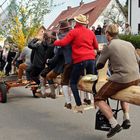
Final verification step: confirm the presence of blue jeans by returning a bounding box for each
[70,60,96,106]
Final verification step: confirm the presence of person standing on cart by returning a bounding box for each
[95,24,140,138]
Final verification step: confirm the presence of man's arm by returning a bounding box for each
[54,31,75,47]
[28,38,40,49]
[96,45,110,69]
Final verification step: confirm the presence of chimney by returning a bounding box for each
[80,0,84,6]
[67,6,71,10]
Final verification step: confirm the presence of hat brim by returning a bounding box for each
[74,17,89,25]
[59,26,71,30]
[47,34,56,39]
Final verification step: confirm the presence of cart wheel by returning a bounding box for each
[0,82,7,103]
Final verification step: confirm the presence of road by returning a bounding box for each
[0,86,140,140]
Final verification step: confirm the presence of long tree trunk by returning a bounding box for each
[78,62,140,106]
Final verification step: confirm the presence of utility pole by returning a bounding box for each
[128,0,131,26]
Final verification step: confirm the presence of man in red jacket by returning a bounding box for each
[54,14,98,113]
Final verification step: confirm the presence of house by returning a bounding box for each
[47,0,126,33]
[128,0,140,34]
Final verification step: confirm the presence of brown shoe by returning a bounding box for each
[17,79,22,83]
[59,91,63,95]
[36,86,41,93]
[107,124,122,138]
[64,103,72,109]
[50,93,56,99]
[83,99,91,105]
[73,105,84,113]
[43,92,51,98]
[35,92,43,98]
[121,119,131,129]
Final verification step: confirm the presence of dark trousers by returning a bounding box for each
[61,64,73,85]
[5,62,12,75]
[70,60,96,106]
[0,59,6,71]
[30,66,44,85]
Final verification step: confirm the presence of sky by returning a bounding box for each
[44,0,127,28]
[0,0,126,27]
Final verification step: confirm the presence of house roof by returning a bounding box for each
[47,0,111,31]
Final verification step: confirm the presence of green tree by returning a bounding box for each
[0,0,53,50]
[122,0,128,19]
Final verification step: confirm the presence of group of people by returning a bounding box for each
[0,44,18,76]
[92,22,132,36]
[30,14,140,138]
[0,13,140,138]
[91,24,106,35]
[23,14,98,109]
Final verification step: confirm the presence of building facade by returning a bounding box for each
[128,0,140,34]
[47,0,126,33]
[93,0,126,33]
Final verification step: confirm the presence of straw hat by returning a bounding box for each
[74,14,89,25]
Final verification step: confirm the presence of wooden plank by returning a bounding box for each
[6,80,28,88]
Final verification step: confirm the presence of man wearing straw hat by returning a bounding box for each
[54,14,98,113]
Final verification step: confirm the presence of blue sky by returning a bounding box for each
[44,0,126,28]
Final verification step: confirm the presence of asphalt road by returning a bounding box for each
[0,86,140,140]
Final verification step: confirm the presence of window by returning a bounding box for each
[138,24,140,33]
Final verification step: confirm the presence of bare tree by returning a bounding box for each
[103,3,126,27]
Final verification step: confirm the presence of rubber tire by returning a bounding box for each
[0,82,7,103]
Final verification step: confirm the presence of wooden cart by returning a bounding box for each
[0,75,38,103]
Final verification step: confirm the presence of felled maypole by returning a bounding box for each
[78,62,140,106]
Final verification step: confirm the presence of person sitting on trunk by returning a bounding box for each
[95,24,140,138]
[54,14,98,113]
[37,31,65,99]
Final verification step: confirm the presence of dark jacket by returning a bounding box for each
[58,32,72,64]
[7,50,16,63]
[0,50,3,61]
[28,38,49,68]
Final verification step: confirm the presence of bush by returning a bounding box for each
[119,34,140,49]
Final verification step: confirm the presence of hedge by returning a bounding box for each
[119,34,140,49]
